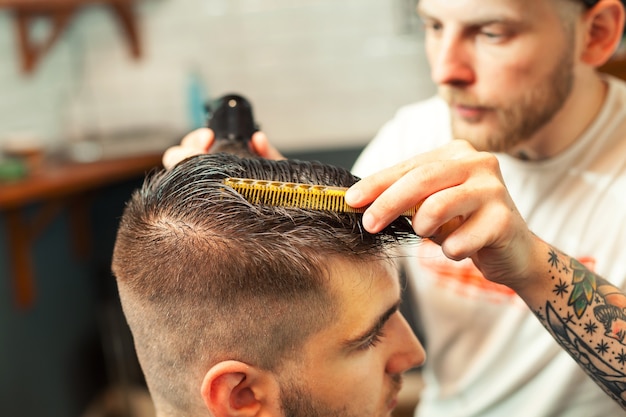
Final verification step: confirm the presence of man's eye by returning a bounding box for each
[481,31,503,40]
[358,329,386,351]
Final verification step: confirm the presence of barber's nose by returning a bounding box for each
[386,313,426,375]
[429,36,474,87]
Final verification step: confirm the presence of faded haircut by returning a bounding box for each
[558,0,589,21]
[111,153,418,416]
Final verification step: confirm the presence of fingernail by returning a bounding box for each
[362,212,377,232]
[344,187,361,205]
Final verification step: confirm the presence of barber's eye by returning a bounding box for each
[420,18,443,34]
[429,22,443,32]
[478,26,511,43]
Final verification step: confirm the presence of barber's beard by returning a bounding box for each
[440,49,575,153]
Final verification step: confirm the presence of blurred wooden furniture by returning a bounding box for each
[0,152,162,309]
[600,56,626,81]
[0,0,140,74]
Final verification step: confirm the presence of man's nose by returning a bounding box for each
[385,313,426,375]
[429,35,475,87]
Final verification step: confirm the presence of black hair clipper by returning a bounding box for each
[205,93,259,157]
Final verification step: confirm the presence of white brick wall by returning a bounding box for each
[0,0,435,153]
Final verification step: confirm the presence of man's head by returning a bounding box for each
[418,0,625,157]
[112,153,425,417]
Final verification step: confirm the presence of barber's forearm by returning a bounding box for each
[515,237,626,408]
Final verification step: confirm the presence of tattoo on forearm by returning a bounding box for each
[534,248,626,408]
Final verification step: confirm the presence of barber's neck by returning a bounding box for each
[509,71,608,161]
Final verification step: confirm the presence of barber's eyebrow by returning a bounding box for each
[343,301,401,349]
[417,6,521,28]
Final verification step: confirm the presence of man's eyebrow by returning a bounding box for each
[343,301,401,348]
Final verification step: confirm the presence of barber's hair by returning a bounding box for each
[112,153,417,416]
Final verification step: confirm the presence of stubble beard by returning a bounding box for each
[441,47,575,154]
[279,373,403,417]
[280,383,350,417]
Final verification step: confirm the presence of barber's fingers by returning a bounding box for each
[346,140,476,208]
[163,129,284,169]
[359,158,474,233]
[251,131,285,160]
[162,146,203,170]
[438,200,515,262]
[419,178,517,262]
[162,129,214,169]
[346,141,481,233]
[181,128,214,149]
[410,152,507,235]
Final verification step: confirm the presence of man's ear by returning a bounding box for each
[580,0,625,67]
[200,360,283,417]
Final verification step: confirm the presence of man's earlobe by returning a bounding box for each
[201,360,282,417]
[581,0,625,67]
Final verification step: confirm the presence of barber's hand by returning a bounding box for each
[162,128,284,169]
[345,140,536,289]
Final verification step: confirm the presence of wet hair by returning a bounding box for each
[112,153,418,416]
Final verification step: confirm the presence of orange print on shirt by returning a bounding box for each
[416,243,516,299]
[414,242,597,301]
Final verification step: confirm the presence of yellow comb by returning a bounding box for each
[224,177,419,217]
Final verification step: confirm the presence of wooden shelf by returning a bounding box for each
[0,0,141,74]
[0,152,161,209]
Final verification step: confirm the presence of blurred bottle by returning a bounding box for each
[187,69,209,130]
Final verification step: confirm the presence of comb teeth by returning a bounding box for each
[224,177,419,217]
[224,177,364,213]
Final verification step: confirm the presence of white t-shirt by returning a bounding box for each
[353,76,626,417]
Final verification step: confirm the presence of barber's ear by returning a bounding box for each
[580,0,625,66]
[201,360,283,417]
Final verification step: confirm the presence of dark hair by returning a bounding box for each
[112,153,418,415]
[581,0,626,10]
[581,0,599,7]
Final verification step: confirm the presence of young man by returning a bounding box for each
[162,0,626,415]
[111,153,425,417]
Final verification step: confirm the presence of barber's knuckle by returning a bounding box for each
[476,151,499,168]
[410,163,438,186]
[451,139,476,153]
[425,194,448,219]
[397,158,419,175]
